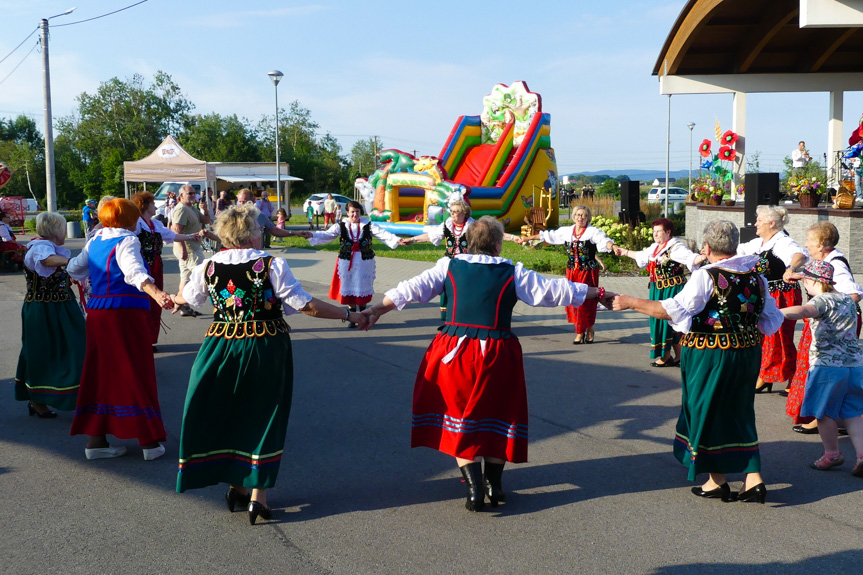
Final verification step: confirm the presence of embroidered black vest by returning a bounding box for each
[337,222,375,261]
[754,247,798,293]
[681,268,764,350]
[443,225,468,258]
[23,266,74,303]
[441,258,518,339]
[204,256,288,339]
[652,251,687,289]
[564,240,599,271]
[138,224,163,271]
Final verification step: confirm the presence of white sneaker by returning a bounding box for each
[142,445,166,461]
[85,446,127,460]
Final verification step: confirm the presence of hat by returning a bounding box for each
[86,198,96,204]
[800,259,835,285]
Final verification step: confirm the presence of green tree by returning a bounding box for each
[597,178,619,195]
[349,137,381,178]
[179,113,261,162]
[0,116,46,201]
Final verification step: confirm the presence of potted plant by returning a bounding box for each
[789,176,823,208]
[723,193,736,206]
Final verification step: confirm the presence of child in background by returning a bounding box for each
[781,259,863,476]
[276,208,287,230]
[335,203,342,222]
[306,203,314,230]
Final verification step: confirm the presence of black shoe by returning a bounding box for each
[226,487,251,512]
[737,483,767,504]
[152,345,159,353]
[792,424,819,435]
[248,501,272,525]
[755,382,773,394]
[483,462,506,507]
[651,358,678,368]
[839,427,849,436]
[459,462,485,512]
[777,388,790,397]
[690,482,732,502]
[28,402,57,419]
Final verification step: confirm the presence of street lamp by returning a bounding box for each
[268,70,285,216]
[687,122,695,198]
[41,7,76,213]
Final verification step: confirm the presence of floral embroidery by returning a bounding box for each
[206,257,277,323]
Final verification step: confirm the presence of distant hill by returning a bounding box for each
[563,169,689,182]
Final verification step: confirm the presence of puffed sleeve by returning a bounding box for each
[269,257,313,314]
[588,226,614,253]
[668,240,700,271]
[736,236,762,257]
[115,235,154,289]
[0,223,13,242]
[631,243,657,269]
[153,218,177,243]
[661,268,714,333]
[514,262,587,307]
[771,234,807,266]
[424,221,447,246]
[756,276,784,336]
[66,239,92,280]
[182,260,211,311]
[370,223,401,249]
[384,257,449,309]
[832,260,863,297]
[25,242,61,278]
[538,225,573,246]
[307,224,341,246]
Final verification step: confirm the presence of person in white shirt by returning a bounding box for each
[791,141,811,172]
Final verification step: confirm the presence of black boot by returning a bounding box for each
[459,462,485,512]
[483,461,506,507]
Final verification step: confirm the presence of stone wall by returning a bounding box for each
[684,202,863,271]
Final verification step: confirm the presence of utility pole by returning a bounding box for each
[40,19,57,212]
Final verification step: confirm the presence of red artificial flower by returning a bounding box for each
[718,146,736,162]
[699,139,712,157]
[721,130,738,146]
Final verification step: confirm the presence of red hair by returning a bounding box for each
[99,198,140,229]
[651,218,674,235]
[131,191,155,213]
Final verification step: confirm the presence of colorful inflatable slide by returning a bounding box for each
[355,81,558,234]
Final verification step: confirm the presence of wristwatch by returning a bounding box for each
[341,307,351,323]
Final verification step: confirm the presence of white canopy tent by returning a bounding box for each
[123,136,215,198]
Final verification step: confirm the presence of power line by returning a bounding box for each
[0,27,38,67]
[53,0,151,27]
[0,41,39,88]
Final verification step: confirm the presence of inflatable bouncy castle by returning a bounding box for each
[356,81,558,234]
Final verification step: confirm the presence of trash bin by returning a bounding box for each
[67,221,82,239]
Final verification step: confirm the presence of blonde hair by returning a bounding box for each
[98,195,117,211]
[449,199,471,218]
[35,211,66,240]
[214,204,262,248]
[755,205,789,231]
[806,221,839,249]
[571,204,592,223]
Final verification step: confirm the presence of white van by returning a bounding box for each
[25,198,40,212]
[153,182,207,217]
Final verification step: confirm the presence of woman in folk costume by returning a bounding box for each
[522,205,614,344]
[785,222,862,434]
[615,218,704,366]
[131,191,201,351]
[611,221,784,504]
[173,205,367,525]
[15,212,84,417]
[365,216,613,512]
[67,199,176,461]
[404,199,520,319]
[306,200,401,327]
[736,205,807,394]
[0,209,26,269]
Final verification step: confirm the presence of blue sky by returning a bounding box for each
[2,0,862,177]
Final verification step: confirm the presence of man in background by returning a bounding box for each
[791,141,811,173]
[171,185,209,317]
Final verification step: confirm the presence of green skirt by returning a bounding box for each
[177,331,293,493]
[648,281,683,359]
[674,345,762,480]
[15,299,85,411]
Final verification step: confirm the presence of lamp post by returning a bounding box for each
[687,122,695,198]
[268,70,285,216]
[41,7,76,213]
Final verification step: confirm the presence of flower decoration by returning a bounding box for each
[738,288,757,313]
[788,176,823,196]
[721,130,738,146]
[718,146,737,162]
[699,139,712,157]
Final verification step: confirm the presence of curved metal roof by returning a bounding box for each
[653,0,863,76]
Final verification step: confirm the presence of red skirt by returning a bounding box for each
[71,307,166,445]
[146,255,164,345]
[565,267,598,333]
[759,288,801,383]
[411,333,528,463]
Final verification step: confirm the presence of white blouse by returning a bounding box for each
[824,249,863,297]
[661,254,785,335]
[308,218,401,250]
[182,249,313,316]
[633,238,700,271]
[67,228,153,290]
[737,232,806,266]
[0,221,14,242]
[385,254,588,311]
[135,217,177,243]
[25,239,71,278]
[424,217,475,246]
[539,225,613,252]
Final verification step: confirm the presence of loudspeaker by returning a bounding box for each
[619,180,640,225]
[743,173,780,229]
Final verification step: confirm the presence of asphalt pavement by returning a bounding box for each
[1,233,862,575]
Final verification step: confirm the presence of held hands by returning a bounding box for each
[156,291,176,311]
[360,307,381,330]
[783,269,802,283]
[292,230,312,239]
[613,245,625,257]
[398,238,413,246]
[608,294,631,312]
[348,311,368,329]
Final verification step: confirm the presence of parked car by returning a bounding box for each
[24,198,40,212]
[302,193,352,217]
[646,187,689,202]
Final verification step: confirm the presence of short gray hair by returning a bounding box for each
[702,220,739,256]
[466,216,504,256]
[571,204,592,223]
[214,204,263,248]
[35,211,67,241]
[755,205,789,231]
